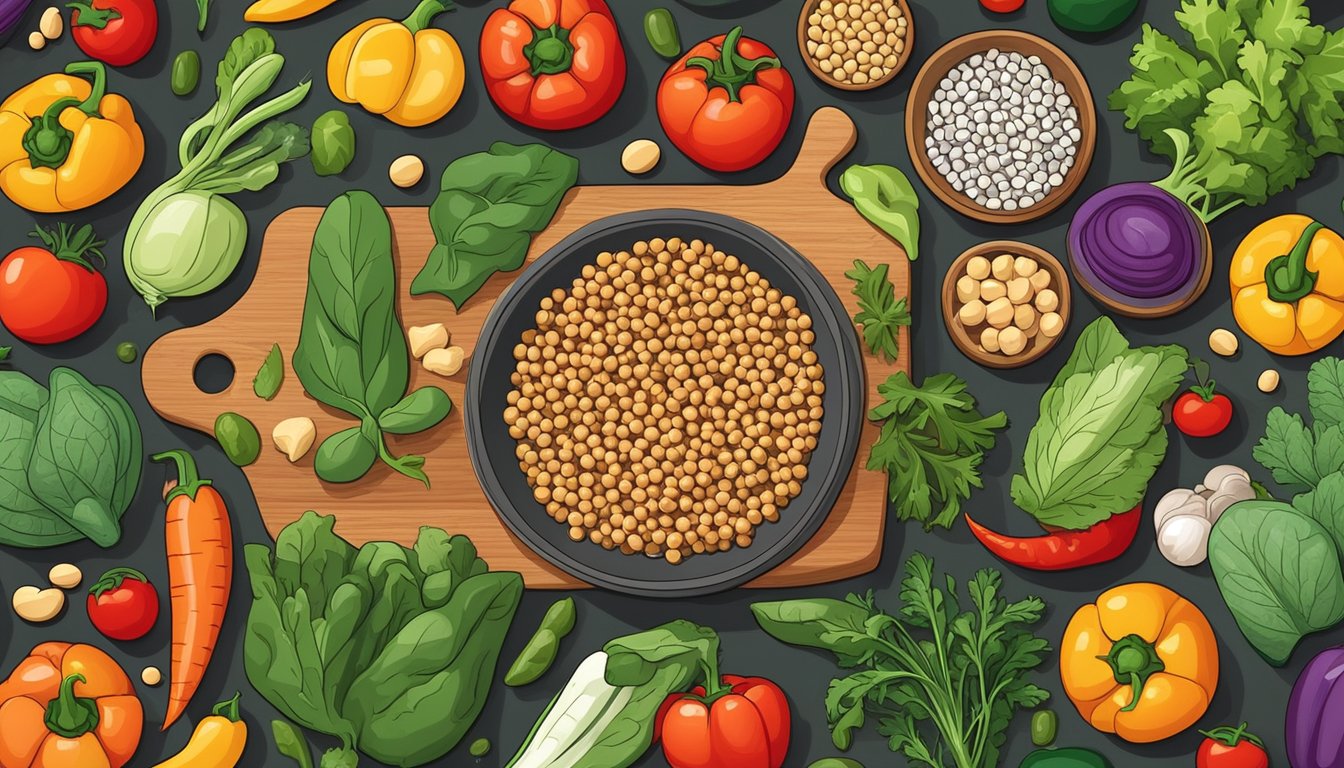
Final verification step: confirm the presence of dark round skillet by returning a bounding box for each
[465,209,864,597]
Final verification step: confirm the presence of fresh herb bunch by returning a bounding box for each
[867,372,1006,530]
[846,259,910,362]
[752,554,1051,768]
[1109,0,1344,222]
[1254,356,1344,493]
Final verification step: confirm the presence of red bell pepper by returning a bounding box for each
[965,503,1142,571]
[656,674,790,768]
[657,26,794,172]
[480,0,627,130]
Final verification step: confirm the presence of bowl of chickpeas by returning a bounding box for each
[465,210,865,597]
[942,240,1072,368]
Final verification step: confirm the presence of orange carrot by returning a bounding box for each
[153,449,233,731]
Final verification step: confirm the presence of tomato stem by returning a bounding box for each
[1265,221,1323,304]
[44,674,101,739]
[1200,722,1265,748]
[67,2,122,29]
[1189,380,1218,402]
[90,567,150,598]
[684,26,780,103]
[30,223,106,272]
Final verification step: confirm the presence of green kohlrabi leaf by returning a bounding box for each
[1309,356,1344,428]
[411,143,578,308]
[1291,471,1344,554]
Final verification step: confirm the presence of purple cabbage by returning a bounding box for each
[1288,646,1344,767]
[0,0,35,44]
[1068,182,1207,311]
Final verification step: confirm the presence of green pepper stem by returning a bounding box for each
[525,24,575,76]
[1265,221,1324,304]
[44,675,101,739]
[1097,634,1165,713]
[212,692,243,722]
[20,61,109,170]
[152,449,213,502]
[402,0,453,34]
[67,2,122,29]
[90,567,149,598]
[685,26,780,103]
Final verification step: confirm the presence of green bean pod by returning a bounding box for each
[504,597,576,686]
[644,8,681,58]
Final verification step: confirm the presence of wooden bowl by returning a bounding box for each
[942,241,1072,369]
[798,0,914,91]
[905,30,1096,224]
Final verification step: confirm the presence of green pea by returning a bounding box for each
[115,342,138,364]
[172,51,201,96]
[1031,709,1059,747]
[214,412,261,467]
[313,427,377,483]
[469,738,491,757]
[644,8,681,59]
[807,759,865,768]
[505,597,576,686]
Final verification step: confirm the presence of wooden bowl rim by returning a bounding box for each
[1069,215,1213,318]
[797,0,915,91]
[904,29,1096,224]
[941,240,1073,369]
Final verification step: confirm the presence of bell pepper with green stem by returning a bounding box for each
[0,61,144,213]
[1231,215,1344,356]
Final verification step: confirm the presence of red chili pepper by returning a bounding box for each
[965,503,1141,570]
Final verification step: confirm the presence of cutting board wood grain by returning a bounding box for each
[142,107,909,589]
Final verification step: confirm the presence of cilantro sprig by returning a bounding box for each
[846,259,910,363]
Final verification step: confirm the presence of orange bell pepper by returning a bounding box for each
[1060,583,1218,743]
[1230,215,1344,356]
[0,61,145,213]
[0,642,143,768]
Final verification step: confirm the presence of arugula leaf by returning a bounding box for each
[866,372,1006,530]
[412,143,578,308]
[845,260,909,362]
[753,555,1050,768]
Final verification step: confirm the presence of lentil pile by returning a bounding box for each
[505,237,825,564]
[804,0,909,87]
[925,48,1081,212]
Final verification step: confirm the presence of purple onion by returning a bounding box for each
[0,0,36,44]
[1287,646,1344,767]
[1068,183,1206,309]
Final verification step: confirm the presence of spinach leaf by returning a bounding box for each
[0,372,75,547]
[1208,499,1344,666]
[253,343,285,400]
[1292,471,1344,554]
[411,143,578,308]
[294,191,441,485]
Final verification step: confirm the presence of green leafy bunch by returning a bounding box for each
[752,554,1051,768]
[1109,0,1344,222]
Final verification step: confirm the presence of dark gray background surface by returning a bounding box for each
[0,0,1339,765]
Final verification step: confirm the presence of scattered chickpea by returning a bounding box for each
[141,667,162,687]
[39,7,62,40]
[389,154,424,188]
[28,31,45,50]
[1208,328,1239,357]
[1258,369,1280,393]
[506,238,823,564]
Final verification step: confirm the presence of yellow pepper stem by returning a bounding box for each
[21,61,108,170]
[212,692,243,723]
[1097,634,1164,713]
[1265,221,1324,304]
[401,0,452,33]
[44,674,101,739]
[526,24,574,76]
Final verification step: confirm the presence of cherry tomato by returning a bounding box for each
[1174,383,1234,438]
[69,0,159,67]
[1197,723,1269,768]
[981,0,1026,12]
[87,567,160,641]
[0,225,108,345]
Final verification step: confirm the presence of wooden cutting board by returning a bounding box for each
[142,107,909,589]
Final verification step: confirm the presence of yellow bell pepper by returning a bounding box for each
[0,61,145,213]
[1231,214,1344,356]
[245,0,343,22]
[327,0,465,128]
[151,693,248,768]
[1060,583,1218,744]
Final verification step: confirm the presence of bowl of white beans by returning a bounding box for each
[905,30,1096,224]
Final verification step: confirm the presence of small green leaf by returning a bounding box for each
[0,346,10,362]
[271,720,315,768]
[253,344,285,400]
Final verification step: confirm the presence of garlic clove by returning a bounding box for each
[424,346,466,377]
[273,417,317,462]
[1203,464,1250,490]
[1157,515,1213,567]
[408,323,450,359]
[1153,488,1204,529]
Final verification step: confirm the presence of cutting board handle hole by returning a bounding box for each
[193,353,235,395]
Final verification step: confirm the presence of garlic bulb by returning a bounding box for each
[1155,466,1256,567]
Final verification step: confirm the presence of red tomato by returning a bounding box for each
[1197,724,1269,768]
[1174,383,1234,438]
[69,0,159,67]
[657,675,790,768]
[0,225,108,345]
[981,0,1026,12]
[658,27,795,172]
[480,0,627,130]
[87,567,160,642]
